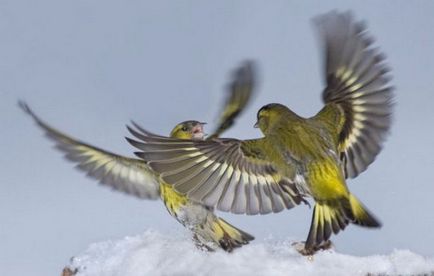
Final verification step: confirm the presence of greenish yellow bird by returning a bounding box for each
[20,61,256,252]
[127,12,394,255]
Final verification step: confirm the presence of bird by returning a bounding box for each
[20,61,256,252]
[126,11,394,255]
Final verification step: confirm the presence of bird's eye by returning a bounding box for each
[181,126,188,131]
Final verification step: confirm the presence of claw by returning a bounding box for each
[292,240,334,256]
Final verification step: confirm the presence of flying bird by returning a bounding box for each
[127,12,394,255]
[20,60,256,252]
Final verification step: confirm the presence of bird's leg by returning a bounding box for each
[292,240,334,256]
[192,233,215,252]
[300,197,311,208]
[317,240,334,251]
[292,241,315,256]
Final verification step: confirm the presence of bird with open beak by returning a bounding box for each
[21,61,257,252]
[127,11,394,255]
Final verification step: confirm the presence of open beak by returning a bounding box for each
[192,123,206,139]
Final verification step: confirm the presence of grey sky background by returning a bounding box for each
[1,1,434,275]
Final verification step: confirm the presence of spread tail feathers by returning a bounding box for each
[305,195,381,252]
[349,194,382,228]
[194,216,254,252]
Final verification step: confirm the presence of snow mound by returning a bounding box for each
[67,230,434,276]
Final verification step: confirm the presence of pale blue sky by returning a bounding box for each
[2,1,434,275]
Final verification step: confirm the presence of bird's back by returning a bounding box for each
[267,112,348,200]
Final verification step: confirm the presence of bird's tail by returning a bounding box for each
[194,215,254,252]
[305,195,381,252]
[349,194,382,228]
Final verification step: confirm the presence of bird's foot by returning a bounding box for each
[292,240,334,257]
[192,234,216,252]
[300,197,311,208]
[61,266,78,276]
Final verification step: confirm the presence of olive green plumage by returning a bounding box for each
[21,61,256,252]
[256,103,382,252]
[129,11,393,254]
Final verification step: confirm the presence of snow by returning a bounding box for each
[66,230,434,276]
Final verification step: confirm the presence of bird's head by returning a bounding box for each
[170,120,206,140]
[254,103,291,134]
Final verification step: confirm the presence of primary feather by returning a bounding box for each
[19,101,160,199]
[20,60,257,252]
[129,11,393,254]
[313,11,394,178]
[130,133,306,215]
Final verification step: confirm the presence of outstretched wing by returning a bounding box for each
[20,101,160,199]
[207,61,256,139]
[126,126,305,215]
[313,11,394,178]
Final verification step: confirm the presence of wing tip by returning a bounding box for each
[18,100,39,123]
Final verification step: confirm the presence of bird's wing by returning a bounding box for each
[20,101,160,199]
[313,11,394,178]
[207,61,256,139]
[126,126,305,215]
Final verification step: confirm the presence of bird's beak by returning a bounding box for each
[192,123,206,140]
[253,121,259,128]
[200,122,208,138]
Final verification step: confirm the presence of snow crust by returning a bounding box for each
[68,230,434,276]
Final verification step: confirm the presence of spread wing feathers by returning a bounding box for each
[126,126,305,215]
[207,61,256,139]
[314,11,394,178]
[19,101,160,199]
